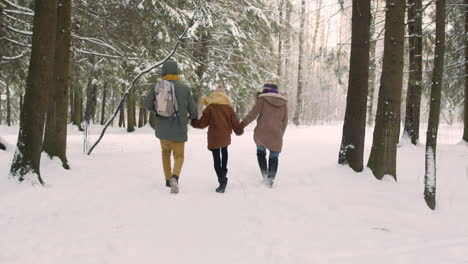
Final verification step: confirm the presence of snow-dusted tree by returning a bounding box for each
[293,0,306,126]
[338,0,371,172]
[367,0,406,180]
[43,0,72,169]
[403,0,423,144]
[464,0,468,143]
[424,0,446,210]
[10,0,58,183]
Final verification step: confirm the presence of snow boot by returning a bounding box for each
[257,149,268,180]
[165,179,170,188]
[216,170,228,193]
[170,175,179,194]
[266,157,278,188]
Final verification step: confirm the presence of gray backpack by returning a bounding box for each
[153,80,179,117]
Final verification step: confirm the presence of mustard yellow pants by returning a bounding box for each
[160,140,185,180]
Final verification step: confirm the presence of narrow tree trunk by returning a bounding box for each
[424,0,446,210]
[277,0,285,79]
[43,0,72,169]
[138,106,146,128]
[69,87,74,123]
[127,90,136,132]
[119,85,126,128]
[367,0,406,180]
[6,82,11,126]
[72,91,84,131]
[19,93,23,117]
[84,79,98,124]
[10,0,58,183]
[283,1,293,91]
[338,0,371,172]
[403,0,423,144]
[367,0,379,126]
[193,32,210,102]
[100,81,107,125]
[144,108,148,125]
[293,0,306,125]
[463,0,468,143]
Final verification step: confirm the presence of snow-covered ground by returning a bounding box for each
[1,124,468,264]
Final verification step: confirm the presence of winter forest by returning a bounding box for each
[1,0,468,263]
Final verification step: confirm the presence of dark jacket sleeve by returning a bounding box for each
[191,106,211,129]
[187,89,198,120]
[230,109,244,135]
[143,88,156,113]
[241,98,264,127]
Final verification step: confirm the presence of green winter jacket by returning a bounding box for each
[144,60,198,142]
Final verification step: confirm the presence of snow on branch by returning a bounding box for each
[1,51,28,61]
[4,37,31,47]
[3,24,32,35]
[3,8,33,16]
[72,34,127,59]
[87,7,201,155]
[3,0,33,13]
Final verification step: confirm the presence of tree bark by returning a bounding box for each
[293,0,306,125]
[193,31,210,103]
[6,82,11,126]
[138,106,146,128]
[43,0,72,169]
[119,85,126,128]
[100,81,107,125]
[72,91,84,131]
[424,0,446,210]
[10,0,58,183]
[338,0,371,172]
[277,0,285,79]
[127,89,136,132]
[403,0,423,144]
[367,0,379,126]
[84,78,98,124]
[367,0,406,180]
[149,112,156,129]
[464,0,468,143]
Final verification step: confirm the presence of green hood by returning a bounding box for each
[161,60,179,76]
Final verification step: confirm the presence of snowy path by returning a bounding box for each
[1,125,468,264]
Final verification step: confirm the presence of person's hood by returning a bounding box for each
[161,60,179,77]
[259,93,288,107]
[209,92,231,105]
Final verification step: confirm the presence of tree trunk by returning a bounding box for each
[277,0,285,79]
[19,93,23,117]
[127,89,136,132]
[367,0,406,180]
[6,82,11,126]
[119,85,126,128]
[100,81,107,125]
[283,1,293,92]
[43,0,72,169]
[193,31,210,102]
[10,0,58,183]
[293,0,306,125]
[144,108,148,125]
[367,0,379,126]
[84,78,98,124]
[72,91,84,131]
[424,0,446,210]
[403,0,423,144]
[338,0,371,172]
[464,0,468,143]
[138,106,146,128]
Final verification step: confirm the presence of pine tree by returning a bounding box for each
[338,0,371,172]
[10,0,58,183]
[367,0,406,180]
[43,0,72,169]
[403,0,423,144]
[293,0,306,125]
[424,0,446,210]
[464,0,468,143]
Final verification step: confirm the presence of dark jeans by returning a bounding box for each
[210,147,228,180]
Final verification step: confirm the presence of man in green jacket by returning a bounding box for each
[144,60,198,194]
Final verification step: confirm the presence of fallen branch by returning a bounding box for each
[87,7,200,155]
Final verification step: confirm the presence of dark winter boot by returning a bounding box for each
[165,179,170,188]
[266,157,278,188]
[257,149,268,180]
[170,175,179,194]
[216,170,228,193]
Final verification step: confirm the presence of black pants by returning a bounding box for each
[210,147,228,181]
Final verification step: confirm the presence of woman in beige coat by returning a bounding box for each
[241,81,288,187]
